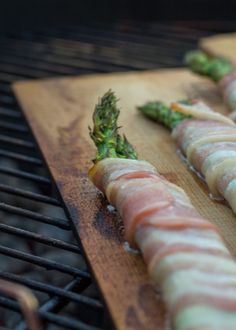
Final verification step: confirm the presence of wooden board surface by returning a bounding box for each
[200,32,236,64]
[13,69,236,330]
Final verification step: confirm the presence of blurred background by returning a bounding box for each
[1,0,236,34]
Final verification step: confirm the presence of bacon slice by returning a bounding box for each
[191,142,236,172]
[171,100,234,126]
[171,101,236,212]
[218,72,236,119]
[89,157,236,329]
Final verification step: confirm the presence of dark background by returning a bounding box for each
[1,0,236,34]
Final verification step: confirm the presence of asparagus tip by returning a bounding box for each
[138,100,191,129]
[90,90,137,162]
[185,49,233,82]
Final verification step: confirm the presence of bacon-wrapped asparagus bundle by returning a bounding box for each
[89,91,236,329]
[185,50,236,120]
[138,99,236,214]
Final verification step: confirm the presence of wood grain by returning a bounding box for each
[13,69,236,330]
[200,32,236,65]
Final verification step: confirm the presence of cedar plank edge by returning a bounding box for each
[12,68,236,330]
[199,33,236,66]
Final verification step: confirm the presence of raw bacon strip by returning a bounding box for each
[89,158,157,193]
[218,72,236,119]
[185,50,236,121]
[173,120,230,151]
[89,157,236,330]
[171,100,234,126]
[191,142,236,172]
[205,158,236,197]
[171,101,236,211]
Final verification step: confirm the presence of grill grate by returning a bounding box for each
[0,21,234,329]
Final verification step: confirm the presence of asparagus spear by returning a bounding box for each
[89,90,137,162]
[138,100,191,130]
[185,50,233,82]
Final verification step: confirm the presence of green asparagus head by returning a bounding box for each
[89,90,137,163]
[138,101,190,130]
[185,50,233,82]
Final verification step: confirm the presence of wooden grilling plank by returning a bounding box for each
[13,69,236,329]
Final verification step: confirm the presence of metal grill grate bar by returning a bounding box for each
[0,272,102,309]
[0,86,12,94]
[0,150,42,165]
[0,296,102,330]
[0,203,70,229]
[0,120,28,133]
[0,54,88,76]
[0,183,59,204]
[0,167,51,185]
[40,278,90,311]
[11,28,197,61]
[0,107,22,118]
[0,134,35,148]
[0,223,79,252]
[16,278,92,330]
[0,41,134,72]
[0,245,90,278]
[0,95,16,105]
[0,72,30,83]
[0,183,62,207]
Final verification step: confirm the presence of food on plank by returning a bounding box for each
[138,98,236,213]
[89,91,236,329]
[185,50,236,120]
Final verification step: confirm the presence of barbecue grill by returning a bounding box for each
[0,22,233,329]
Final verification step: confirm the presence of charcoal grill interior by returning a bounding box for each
[0,22,235,329]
